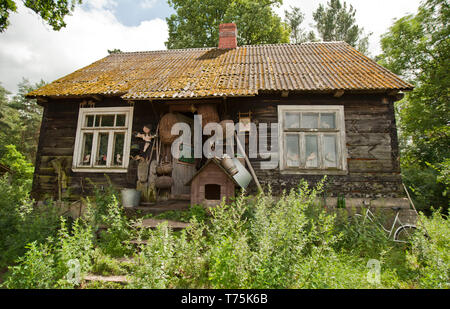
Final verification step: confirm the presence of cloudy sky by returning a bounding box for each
[0,0,421,94]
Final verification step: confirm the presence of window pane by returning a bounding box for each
[320,113,336,129]
[101,115,115,127]
[94,116,101,127]
[80,133,93,166]
[85,115,94,127]
[305,135,318,168]
[112,133,125,166]
[116,114,126,127]
[96,133,109,166]
[285,112,300,129]
[285,134,300,167]
[301,113,319,129]
[323,135,338,168]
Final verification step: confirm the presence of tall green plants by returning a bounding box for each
[2,217,95,289]
[406,210,449,288]
[0,146,60,268]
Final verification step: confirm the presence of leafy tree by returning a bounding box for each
[0,80,45,163]
[284,6,307,44]
[311,0,371,53]
[107,48,122,54]
[378,0,449,210]
[165,0,290,49]
[9,79,45,162]
[0,83,21,155]
[0,144,34,189]
[0,82,12,131]
[0,0,82,33]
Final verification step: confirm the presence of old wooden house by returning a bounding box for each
[27,23,414,210]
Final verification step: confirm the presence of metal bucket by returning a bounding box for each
[121,189,141,208]
[221,156,238,176]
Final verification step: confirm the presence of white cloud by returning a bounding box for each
[0,2,168,93]
[87,0,118,10]
[277,0,421,55]
[140,0,158,9]
[0,0,423,93]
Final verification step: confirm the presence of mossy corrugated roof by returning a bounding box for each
[27,42,413,100]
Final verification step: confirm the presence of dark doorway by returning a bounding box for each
[205,184,221,200]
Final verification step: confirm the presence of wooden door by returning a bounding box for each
[170,112,196,200]
[171,159,196,199]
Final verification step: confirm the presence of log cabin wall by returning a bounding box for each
[31,98,166,201]
[224,93,403,198]
[31,92,403,201]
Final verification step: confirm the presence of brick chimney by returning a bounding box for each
[218,23,237,49]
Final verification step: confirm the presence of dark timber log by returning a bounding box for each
[31,93,404,201]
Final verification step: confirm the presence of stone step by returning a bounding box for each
[124,199,190,217]
[84,274,129,284]
[134,218,190,230]
[115,257,136,264]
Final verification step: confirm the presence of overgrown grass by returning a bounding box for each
[144,204,208,223]
[1,178,448,289]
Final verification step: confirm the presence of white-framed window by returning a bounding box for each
[278,105,347,174]
[72,106,133,173]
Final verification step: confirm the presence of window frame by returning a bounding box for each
[72,106,134,173]
[278,105,348,175]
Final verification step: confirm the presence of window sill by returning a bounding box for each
[72,167,128,173]
[279,169,348,176]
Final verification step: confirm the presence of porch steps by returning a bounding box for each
[84,274,129,284]
[134,218,190,230]
[124,199,190,218]
[115,257,136,264]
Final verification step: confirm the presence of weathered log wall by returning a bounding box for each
[31,93,404,201]
[225,93,403,198]
[31,98,165,201]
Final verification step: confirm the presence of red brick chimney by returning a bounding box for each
[218,23,237,49]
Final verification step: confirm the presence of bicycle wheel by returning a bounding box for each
[394,225,417,243]
[348,213,364,220]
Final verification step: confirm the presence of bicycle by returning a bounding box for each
[352,206,418,243]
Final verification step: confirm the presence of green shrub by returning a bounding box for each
[2,242,56,289]
[54,218,95,286]
[2,217,95,289]
[95,195,134,257]
[128,179,417,289]
[85,177,120,226]
[153,204,209,223]
[402,165,449,212]
[129,222,176,289]
[170,218,209,288]
[3,173,448,289]
[83,182,135,257]
[0,144,34,190]
[91,249,126,276]
[406,210,449,288]
[334,208,392,258]
[0,177,60,268]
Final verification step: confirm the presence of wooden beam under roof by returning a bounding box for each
[334,90,345,98]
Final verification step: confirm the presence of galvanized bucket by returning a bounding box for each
[221,156,238,176]
[121,189,141,208]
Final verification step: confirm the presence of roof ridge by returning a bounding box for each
[114,47,214,55]
[113,41,350,55]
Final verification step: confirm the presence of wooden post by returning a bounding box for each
[403,183,429,236]
[234,132,262,192]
